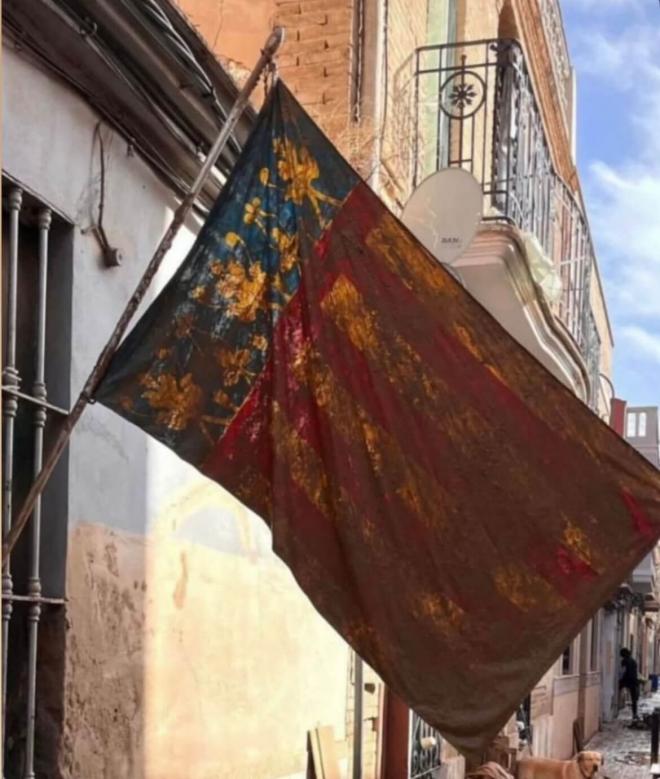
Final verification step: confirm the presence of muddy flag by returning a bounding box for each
[95,81,660,758]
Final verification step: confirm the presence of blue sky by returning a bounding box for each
[561,0,660,407]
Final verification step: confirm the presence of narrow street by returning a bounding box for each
[587,693,660,779]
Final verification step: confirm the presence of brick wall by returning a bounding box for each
[178,0,434,203]
[273,0,357,152]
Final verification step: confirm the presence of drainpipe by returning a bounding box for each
[352,2,384,770]
[352,4,385,774]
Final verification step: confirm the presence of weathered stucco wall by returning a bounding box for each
[551,682,580,760]
[4,44,353,779]
[173,0,274,69]
[64,513,350,779]
[584,681,601,742]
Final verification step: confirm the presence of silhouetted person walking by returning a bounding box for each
[620,648,640,721]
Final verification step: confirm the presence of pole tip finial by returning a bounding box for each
[265,26,285,57]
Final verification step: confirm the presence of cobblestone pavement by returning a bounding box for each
[586,693,660,779]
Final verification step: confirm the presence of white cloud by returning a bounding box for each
[562,0,645,12]
[568,5,660,402]
[570,13,660,318]
[571,22,660,89]
[588,158,660,318]
[620,326,660,365]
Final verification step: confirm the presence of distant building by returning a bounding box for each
[600,403,660,724]
[625,406,660,690]
[626,407,660,468]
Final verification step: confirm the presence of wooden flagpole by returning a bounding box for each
[2,27,285,566]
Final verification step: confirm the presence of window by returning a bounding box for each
[627,411,648,438]
[590,615,600,671]
[561,644,573,675]
[639,413,647,437]
[2,180,71,774]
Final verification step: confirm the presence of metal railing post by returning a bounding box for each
[23,207,52,779]
[2,187,22,773]
[352,652,363,779]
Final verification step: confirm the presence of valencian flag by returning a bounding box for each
[96,82,660,757]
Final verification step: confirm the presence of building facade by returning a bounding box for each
[2,3,351,777]
[1,0,631,777]
[597,403,660,725]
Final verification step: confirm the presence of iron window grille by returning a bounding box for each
[2,179,70,778]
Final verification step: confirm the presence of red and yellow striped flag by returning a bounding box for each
[96,81,660,757]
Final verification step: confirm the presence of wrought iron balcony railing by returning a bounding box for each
[404,39,599,400]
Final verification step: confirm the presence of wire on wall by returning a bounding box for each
[381,0,390,136]
[89,122,122,267]
[352,0,365,123]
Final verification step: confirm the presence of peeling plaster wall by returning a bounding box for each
[63,519,349,779]
[4,44,352,779]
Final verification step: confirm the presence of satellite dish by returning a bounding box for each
[401,168,483,264]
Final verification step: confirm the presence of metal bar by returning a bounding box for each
[3,27,285,566]
[415,37,502,55]
[23,207,51,779]
[2,594,66,606]
[2,186,22,760]
[481,41,489,189]
[352,652,363,779]
[457,55,465,168]
[504,53,513,221]
[413,48,420,187]
[435,52,443,174]
[1,387,69,417]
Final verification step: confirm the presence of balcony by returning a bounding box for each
[395,39,601,406]
[631,552,657,596]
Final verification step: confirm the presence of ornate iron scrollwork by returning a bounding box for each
[409,39,598,398]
